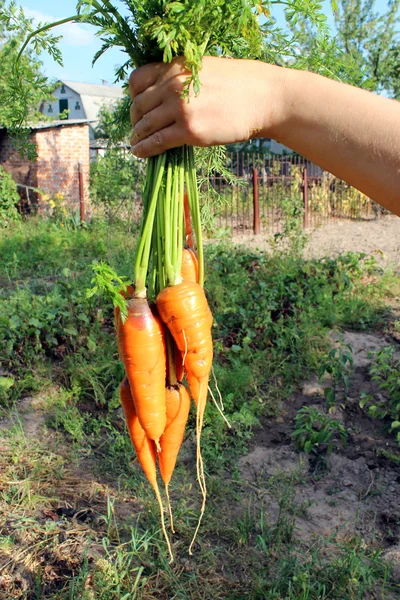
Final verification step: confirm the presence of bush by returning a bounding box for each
[90,147,145,220]
[0,166,21,227]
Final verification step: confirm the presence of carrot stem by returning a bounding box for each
[135,153,166,295]
[176,162,185,279]
[187,147,204,287]
[164,161,174,285]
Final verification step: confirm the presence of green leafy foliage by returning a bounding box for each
[0,220,134,407]
[293,406,348,454]
[0,165,21,227]
[290,0,400,98]
[319,343,354,409]
[90,148,146,219]
[0,1,60,156]
[87,261,131,320]
[360,346,400,442]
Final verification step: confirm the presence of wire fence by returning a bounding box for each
[211,152,380,236]
[16,151,384,234]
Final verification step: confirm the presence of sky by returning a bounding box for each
[21,0,391,87]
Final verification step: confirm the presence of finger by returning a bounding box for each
[131,104,176,145]
[130,85,163,125]
[129,63,164,99]
[131,124,186,159]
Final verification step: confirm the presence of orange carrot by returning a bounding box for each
[156,281,213,387]
[114,284,135,358]
[119,378,173,562]
[181,247,199,283]
[119,377,157,486]
[159,384,191,531]
[156,280,213,551]
[118,296,167,449]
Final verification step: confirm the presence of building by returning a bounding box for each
[40,81,124,139]
[0,120,90,211]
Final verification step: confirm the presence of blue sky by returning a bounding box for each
[21,0,390,86]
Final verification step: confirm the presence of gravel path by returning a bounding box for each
[232,215,400,266]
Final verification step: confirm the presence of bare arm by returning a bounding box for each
[129,57,400,216]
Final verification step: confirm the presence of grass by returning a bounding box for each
[0,217,399,598]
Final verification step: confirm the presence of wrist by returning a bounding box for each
[257,62,294,142]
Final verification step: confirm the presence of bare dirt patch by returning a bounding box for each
[239,328,400,563]
[231,215,400,265]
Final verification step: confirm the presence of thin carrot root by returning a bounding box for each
[189,380,207,555]
[208,386,232,428]
[153,482,174,563]
[165,483,175,533]
[212,366,225,412]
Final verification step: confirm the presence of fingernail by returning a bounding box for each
[131,144,140,157]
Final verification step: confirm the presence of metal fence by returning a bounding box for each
[17,151,382,233]
[210,152,379,236]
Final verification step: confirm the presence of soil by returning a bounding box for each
[239,328,400,580]
[232,215,400,266]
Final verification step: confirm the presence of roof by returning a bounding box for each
[0,119,93,132]
[57,81,125,124]
[62,81,124,99]
[30,119,93,130]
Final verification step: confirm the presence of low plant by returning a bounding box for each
[319,343,354,409]
[0,165,21,227]
[293,406,348,454]
[360,346,400,442]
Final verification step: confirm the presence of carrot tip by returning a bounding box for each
[155,440,162,453]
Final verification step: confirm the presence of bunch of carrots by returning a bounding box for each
[16,0,266,561]
[114,147,220,561]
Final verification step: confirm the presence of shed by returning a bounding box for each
[0,120,91,212]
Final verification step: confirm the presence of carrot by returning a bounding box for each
[156,280,213,552]
[118,296,167,450]
[119,378,173,562]
[156,281,213,385]
[181,247,199,283]
[159,384,191,531]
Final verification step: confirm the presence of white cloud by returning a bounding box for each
[23,7,95,47]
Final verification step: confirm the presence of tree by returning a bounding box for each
[94,101,131,143]
[0,1,60,156]
[291,0,400,98]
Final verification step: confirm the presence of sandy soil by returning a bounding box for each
[231,215,400,266]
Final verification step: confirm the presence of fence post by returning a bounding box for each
[78,162,85,223]
[303,166,308,229]
[253,167,260,235]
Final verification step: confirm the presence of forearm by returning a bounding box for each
[129,57,400,215]
[267,67,400,214]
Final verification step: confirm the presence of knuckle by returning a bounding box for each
[181,110,201,143]
[138,114,150,136]
[152,131,164,148]
[132,94,143,121]
[129,70,139,98]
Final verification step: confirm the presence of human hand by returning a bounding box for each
[129,56,283,158]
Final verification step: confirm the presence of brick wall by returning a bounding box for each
[0,122,90,210]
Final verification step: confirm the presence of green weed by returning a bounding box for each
[293,406,348,454]
[360,345,400,442]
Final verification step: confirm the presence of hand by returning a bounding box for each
[129,56,282,158]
